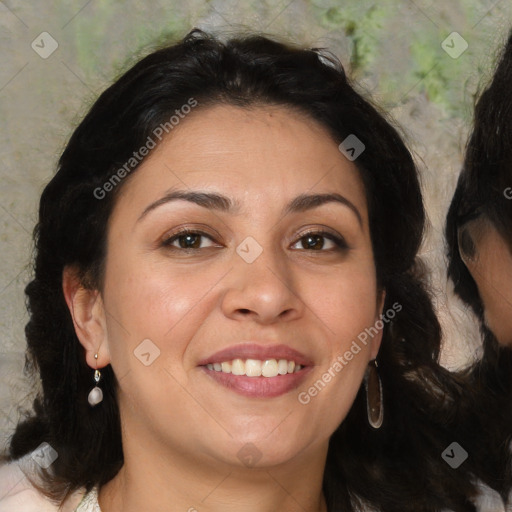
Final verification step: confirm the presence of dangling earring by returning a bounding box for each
[87,353,103,407]
[364,359,383,429]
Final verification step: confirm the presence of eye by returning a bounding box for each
[161,229,219,250]
[458,226,477,261]
[160,228,348,253]
[291,230,348,252]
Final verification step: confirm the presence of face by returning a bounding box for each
[73,104,384,471]
[458,214,512,346]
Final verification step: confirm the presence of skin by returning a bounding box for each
[459,216,512,346]
[63,104,384,512]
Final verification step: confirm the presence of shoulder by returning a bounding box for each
[0,455,85,512]
[0,457,58,512]
[351,480,507,512]
[471,479,507,512]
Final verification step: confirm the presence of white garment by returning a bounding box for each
[74,487,100,512]
[0,455,95,512]
[471,479,508,512]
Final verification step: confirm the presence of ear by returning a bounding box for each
[62,266,110,369]
[369,288,386,361]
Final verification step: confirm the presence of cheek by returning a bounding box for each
[478,275,512,346]
[296,263,379,416]
[101,255,221,379]
[467,244,512,345]
[306,263,379,344]
[100,263,223,431]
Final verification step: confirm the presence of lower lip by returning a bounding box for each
[200,366,312,398]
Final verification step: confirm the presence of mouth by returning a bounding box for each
[197,343,313,398]
[205,358,303,377]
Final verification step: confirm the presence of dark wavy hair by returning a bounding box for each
[445,30,512,499]
[4,28,483,511]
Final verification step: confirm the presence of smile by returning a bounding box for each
[205,358,303,377]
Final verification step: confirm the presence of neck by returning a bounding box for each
[98,422,329,512]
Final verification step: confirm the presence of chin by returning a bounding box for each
[230,437,310,468]
[486,319,512,347]
[496,332,512,347]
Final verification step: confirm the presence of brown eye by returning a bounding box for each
[175,233,202,249]
[302,234,325,250]
[458,227,476,260]
[292,231,348,252]
[162,230,217,250]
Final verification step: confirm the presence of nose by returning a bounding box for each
[220,242,305,325]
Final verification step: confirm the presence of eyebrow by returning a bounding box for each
[137,190,363,226]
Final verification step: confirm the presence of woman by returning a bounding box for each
[445,30,512,506]
[446,30,512,348]
[0,29,488,511]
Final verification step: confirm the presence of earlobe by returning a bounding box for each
[62,266,110,369]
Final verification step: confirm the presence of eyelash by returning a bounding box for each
[161,227,349,253]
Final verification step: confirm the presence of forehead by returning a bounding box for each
[113,104,368,221]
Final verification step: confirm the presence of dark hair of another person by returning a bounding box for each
[3,28,484,511]
[445,30,512,500]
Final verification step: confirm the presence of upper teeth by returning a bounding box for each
[206,359,302,377]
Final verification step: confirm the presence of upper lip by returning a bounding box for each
[197,343,314,367]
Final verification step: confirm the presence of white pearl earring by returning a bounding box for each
[87,353,104,407]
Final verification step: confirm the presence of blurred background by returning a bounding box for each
[1,0,511,452]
